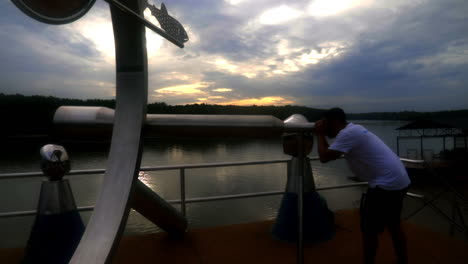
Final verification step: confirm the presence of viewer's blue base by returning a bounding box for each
[23,210,84,264]
[272,191,335,243]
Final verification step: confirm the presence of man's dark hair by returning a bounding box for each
[324,107,347,123]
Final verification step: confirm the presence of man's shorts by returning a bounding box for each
[360,186,409,234]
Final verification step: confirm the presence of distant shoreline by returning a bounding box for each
[1,93,467,138]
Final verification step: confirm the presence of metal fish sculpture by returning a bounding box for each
[147,2,189,44]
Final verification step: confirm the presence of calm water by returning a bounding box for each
[0,120,452,248]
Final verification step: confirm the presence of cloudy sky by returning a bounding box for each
[0,0,467,112]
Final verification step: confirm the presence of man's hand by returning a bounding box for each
[315,119,343,163]
[315,119,327,135]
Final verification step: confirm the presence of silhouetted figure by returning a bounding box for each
[315,108,410,264]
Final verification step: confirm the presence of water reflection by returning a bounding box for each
[138,171,156,189]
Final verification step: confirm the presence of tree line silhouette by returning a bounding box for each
[1,93,467,138]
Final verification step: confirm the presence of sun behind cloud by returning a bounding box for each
[225,0,247,5]
[212,88,233,92]
[219,96,294,106]
[258,5,303,25]
[155,82,212,95]
[73,16,115,61]
[308,0,373,17]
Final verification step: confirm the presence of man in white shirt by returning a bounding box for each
[315,108,410,264]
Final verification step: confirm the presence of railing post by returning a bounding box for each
[297,134,304,264]
[180,168,186,217]
[397,136,400,157]
[450,193,457,236]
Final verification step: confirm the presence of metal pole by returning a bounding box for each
[455,202,468,239]
[427,203,466,232]
[420,136,424,160]
[180,168,186,217]
[397,136,400,157]
[297,134,304,264]
[404,189,447,220]
[131,180,187,235]
[443,136,446,154]
[450,193,456,236]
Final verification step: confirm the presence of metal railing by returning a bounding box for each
[1,156,467,264]
[0,157,429,219]
[404,160,468,237]
[0,157,372,219]
[0,158,292,218]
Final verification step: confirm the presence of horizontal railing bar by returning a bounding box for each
[0,169,108,180]
[0,157,425,180]
[0,206,94,218]
[167,190,285,204]
[67,169,106,176]
[315,182,424,199]
[0,210,37,218]
[407,192,425,199]
[0,159,296,180]
[0,183,424,218]
[400,158,425,164]
[0,172,45,180]
[316,182,368,191]
[140,159,292,171]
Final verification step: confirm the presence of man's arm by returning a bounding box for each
[317,134,342,163]
[315,120,343,163]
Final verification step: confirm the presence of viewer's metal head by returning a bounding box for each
[40,144,71,181]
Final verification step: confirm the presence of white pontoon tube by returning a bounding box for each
[53,106,315,139]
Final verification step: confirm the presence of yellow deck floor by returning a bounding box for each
[1,209,467,264]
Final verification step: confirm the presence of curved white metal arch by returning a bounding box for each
[70,0,148,262]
